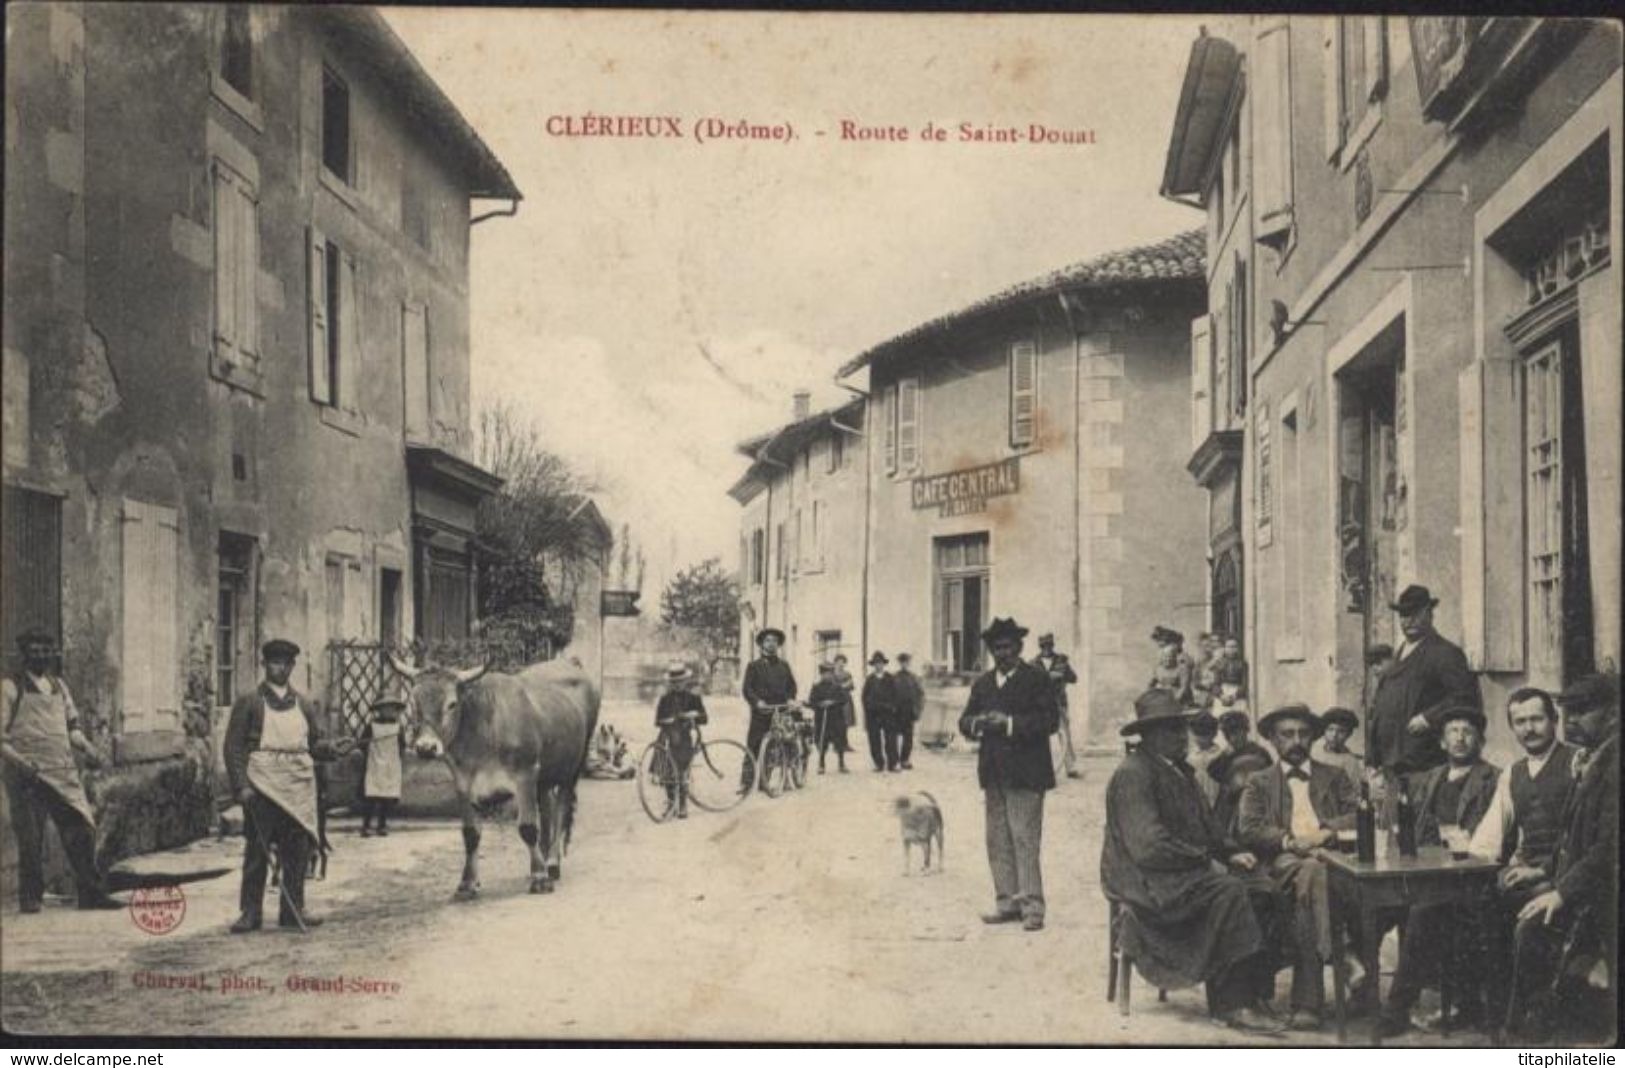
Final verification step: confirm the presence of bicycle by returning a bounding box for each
[754,702,812,797]
[635,712,755,824]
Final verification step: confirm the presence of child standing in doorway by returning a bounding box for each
[360,696,407,836]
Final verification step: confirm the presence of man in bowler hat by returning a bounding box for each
[957,617,1057,931]
[862,651,898,772]
[1367,584,1481,784]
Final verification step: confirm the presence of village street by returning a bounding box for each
[0,697,1484,1045]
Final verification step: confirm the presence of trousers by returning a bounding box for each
[240,794,312,923]
[1268,853,1335,1011]
[1055,704,1078,774]
[4,773,102,906]
[984,784,1045,919]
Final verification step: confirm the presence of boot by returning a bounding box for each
[230,911,262,934]
[77,892,125,911]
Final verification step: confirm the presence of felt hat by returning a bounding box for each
[1037,632,1056,645]
[1120,688,1196,736]
[665,660,693,682]
[1217,710,1251,732]
[868,650,889,666]
[262,638,301,661]
[1321,707,1360,732]
[981,617,1029,644]
[1189,710,1219,736]
[1390,584,1439,615]
[1557,673,1620,716]
[1257,702,1322,739]
[1438,704,1488,734]
[755,627,785,647]
[896,652,913,664]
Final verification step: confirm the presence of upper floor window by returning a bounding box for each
[308,228,358,408]
[220,5,253,99]
[322,66,352,183]
[212,160,259,375]
[1253,18,1295,249]
[401,171,432,251]
[1324,16,1387,167]
[828,431,843,473]
[883,377,922,475]
[1009,341,1037,449]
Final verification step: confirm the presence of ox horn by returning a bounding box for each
[388,652,423,681]
[454,660,489,686]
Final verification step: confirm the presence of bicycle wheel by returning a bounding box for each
[758,738,791,798]
[789,737,808,790]
[688,739,753,812]
[635,742,679,823]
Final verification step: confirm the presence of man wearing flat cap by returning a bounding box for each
[1367,584,1482,786]
[1239,704,1361,1030]
[741,628,797,791]
[1,629,122,912]
[1102,688,1284,1033]
[957,618,1058,931]
[1505,673,1619,1044]
[223,639,352,933]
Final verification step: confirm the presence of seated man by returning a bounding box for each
[1467,687,1578,1025]
[1102,689,1284,1034]
[1505,674,1619,1045]
[1238,704,1362,1031]
[1207,710,1273,787]
[1379,705,1500,1036]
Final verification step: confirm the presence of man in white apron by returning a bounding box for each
[1,629,122,912]
[222,639,351,932]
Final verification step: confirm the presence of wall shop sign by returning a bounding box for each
[600,590,641,617]
[1409,17,1487,121]
[911,458,1021,518]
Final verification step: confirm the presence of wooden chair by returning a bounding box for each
[1108,899,1168,1015]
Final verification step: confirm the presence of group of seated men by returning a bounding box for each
[1101,674,1619,1041]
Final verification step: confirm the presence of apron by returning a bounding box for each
[6,677,96,826]
[246,702,320,842]
[364,720,403,800]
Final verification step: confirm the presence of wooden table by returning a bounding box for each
[1318,846,1501,1045]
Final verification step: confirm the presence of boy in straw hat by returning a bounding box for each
[655,661,708,818]
[358,694,407,837]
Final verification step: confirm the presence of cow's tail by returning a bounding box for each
[561,781,578,856]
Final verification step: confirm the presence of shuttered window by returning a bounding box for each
[1009,342,1037,448]
[309,230,359,408]
[883,384,898,474]
[120,500,180,733]
[897,376,921,471]
[213,161,259,372]
[1229,257,1249,420]
[1190,314,1213,450]
[402,302,429,438]
[1,487,62,669]
[1253,19,1294,242]
[1255,399,1273,547]
[308,228,332,403]
[1324,16,1387,164]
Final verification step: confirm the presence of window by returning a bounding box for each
[220,5,253,99]
[936,534,990,673]
[120,500,180,733]
[1254,18,1294,246]
[402,302,430,437]
[1009,342,1037,449]
[775,523,786,580]
[801,447,811,483]
[1324,17,1386,165]
[751,528,765,586]
[814,630,842,664]
[809,500,822,569]
[321,66,351,183]
[216,533,255,707]
[2,487,61,671]
[793,509,803,573]
[1228,256,1249,419]
[308,229,358,407]
[379,567,403,646]
[883,384,898,473]
[401,171,431,251]
[829,432,843,473]
[1277,406,1302,655]
[897,376,921,471]
[1255,398,1273,546]
[1190,313,1213,450]
[213,161,259,373]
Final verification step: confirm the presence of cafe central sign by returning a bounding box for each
[911,457,1021,518]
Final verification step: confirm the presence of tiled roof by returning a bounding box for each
[837,228,1205,377]
[728,398,865,504]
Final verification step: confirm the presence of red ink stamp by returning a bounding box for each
[129,885,186,935]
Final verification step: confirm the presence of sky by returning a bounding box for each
[385,9,1205,596]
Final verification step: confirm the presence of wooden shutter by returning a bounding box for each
[337,248,359,408]
[1254,19,1294,235]
[1255,399,1273,547]
[120,500,179,732]
[308,228,331,403]
[1009,342,1037,448]
[898,377,921,471]
[1322,18,1343,161]
[149,505,180,725]
[1363,16,1388,103]
[213,166,239,362]
[402,303,429,437]
[237,178,259,363]
[1190,313,1213,451]
[883,384,898,473]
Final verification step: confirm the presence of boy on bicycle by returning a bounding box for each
[655,661,708,819]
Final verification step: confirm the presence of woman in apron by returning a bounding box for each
[360,697,406,836]
[1,630,121,911]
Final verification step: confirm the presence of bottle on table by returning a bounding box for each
[1356,779,1377,863]
[1395,781,1418,858]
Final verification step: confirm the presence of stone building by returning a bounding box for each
[2,5,519,871]
[1161,17,1620,761]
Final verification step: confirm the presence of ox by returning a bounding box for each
[390,654,600,898]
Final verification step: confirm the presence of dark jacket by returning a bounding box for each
[957,660,1057,791]
[223,684,337,796]
[1367,631,1481,774]
[893,670,925,723]
[654,689,708,728]
[808,678,853,729]
[1411,759,1500,846]
[742,656,797,712]
[1237,760,1359,860]
[1548,735,1619,912]
[1035,651,1077,709]
[861,673,897,727]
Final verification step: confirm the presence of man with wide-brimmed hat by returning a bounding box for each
[1,628,122,912]
[741,627,797,792]
[1102,688,1284,1033]
[654,660,708,818]
[861,650,899,772]
[224,639,352,933]
[957,617,1058,932]
[1239,704,1361,1030]
[1379,704,1500,1035]
[1368,584,1481,783]
[1504,673,1619,1044]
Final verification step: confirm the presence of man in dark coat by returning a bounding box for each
[1036,633,1080,779]
[808,662,851,774]
[958,618,1057,932]
[1505,673,1620,1044]
[861,651,898,772]
[1102,688,1284,1034]
[1207,710,1273,787]
[892,653,925,771]
[1379,705,1500,1035]
[740,628,796,791]
[1239,704,1361,1030]
[1367,585,1482,783]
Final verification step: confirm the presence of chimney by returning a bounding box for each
[792,390,811,422]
